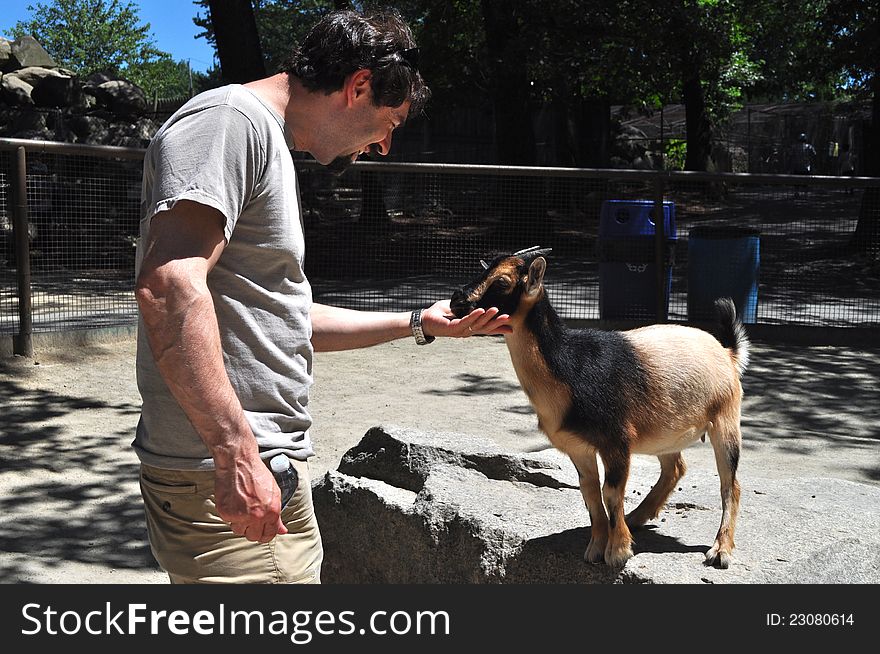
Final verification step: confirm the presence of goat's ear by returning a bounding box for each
[525,257,546,296]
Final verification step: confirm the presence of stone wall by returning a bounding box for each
[0,35,161,147]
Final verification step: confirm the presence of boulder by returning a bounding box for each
[0,73,34,106]
[0,38,13,72]
[313,425,880,584]
[0,106,48,138]
[2,67,80,108]
[90,79,147,117]
[31,70,80,107]
[9,35,57,69]
[7,66,64,86]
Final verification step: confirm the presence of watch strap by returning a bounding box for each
[410,308,435,345]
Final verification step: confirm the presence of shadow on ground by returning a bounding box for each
[0,367,157,580]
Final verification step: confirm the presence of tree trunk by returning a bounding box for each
[851,63,880,255]
[479,0,547,246]
[480,0,536,166]
[552,99,576,167]
[575,96,611,169]
[208,0,267,84]
[359,170,388,227]
[682,74,711,171]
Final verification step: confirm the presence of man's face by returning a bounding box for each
[322,82,411,175]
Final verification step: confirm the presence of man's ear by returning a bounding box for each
[345,69,372,107]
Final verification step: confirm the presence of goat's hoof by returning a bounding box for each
[604,545,634,569]
[583,540,606,564]
[705,544,732,569]
[625,511,650,529]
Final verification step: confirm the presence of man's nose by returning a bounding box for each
[372,131,393,156]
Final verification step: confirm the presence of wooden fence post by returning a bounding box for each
[12,145,33,357]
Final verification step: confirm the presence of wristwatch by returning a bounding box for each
[410,308,435,345]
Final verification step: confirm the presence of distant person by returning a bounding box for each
[839,143,856,176]
[839,143,857,193]
[791,133,817,175]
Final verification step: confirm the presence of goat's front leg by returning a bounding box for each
[568,446,608,564]
[600,446,634,568]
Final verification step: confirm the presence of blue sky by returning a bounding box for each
[0,0,216,72]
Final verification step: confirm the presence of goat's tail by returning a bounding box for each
[714,297,750,377]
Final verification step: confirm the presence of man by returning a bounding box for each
[133,8,510,584]
[791,133,817,175]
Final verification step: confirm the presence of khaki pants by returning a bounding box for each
[139,458,323,584]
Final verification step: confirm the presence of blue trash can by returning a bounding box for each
[598,200,676,320]
[687,226,760,324]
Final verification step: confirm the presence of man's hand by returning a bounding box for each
[214,450,287,544]
[420,300,512,338]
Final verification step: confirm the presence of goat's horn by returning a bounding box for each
[513,245,541,255]
[480,259,489,269]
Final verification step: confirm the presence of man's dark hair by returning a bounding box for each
[282,9,430,118]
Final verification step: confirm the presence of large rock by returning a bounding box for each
[313,425,880,583]
[6,66,63,86]
[14,67,77,107]
[87,79,147,118]
[0,106,48,139]
[0,38,12,72]
[9,35,57,69]
[0,73,34,106]
[1,67,78,107]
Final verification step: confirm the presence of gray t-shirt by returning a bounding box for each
[133,84,314,470]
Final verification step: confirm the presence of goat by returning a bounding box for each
[450,247,749,569]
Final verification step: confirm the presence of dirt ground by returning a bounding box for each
[1,333,879,583]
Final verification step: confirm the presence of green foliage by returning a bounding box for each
[528,0,653,105]
[10,0,204,96]
[193,0,341,74]
[131,56,204,99]
[190,0,864,111]
[410,0,487,110]
[736,0,877,102]
[664,138,688,170]
[823,0,879,98]
[11,0,156,75]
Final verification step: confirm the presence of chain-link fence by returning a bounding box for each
[298,161,880,330]
[2,138,879,352]
[1,141,142,346]
[609,100,870,175]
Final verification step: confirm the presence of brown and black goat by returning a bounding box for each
[450,247,750,569]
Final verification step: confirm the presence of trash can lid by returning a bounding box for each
[689,226,760,239]
[599,200,676,238]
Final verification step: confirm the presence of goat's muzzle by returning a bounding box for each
[450,289,473,318]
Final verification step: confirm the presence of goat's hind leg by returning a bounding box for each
[568,447,608,564]
[626,452,687,529]
[705,415,742,569]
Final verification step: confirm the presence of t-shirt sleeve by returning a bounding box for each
[143,104,266,242]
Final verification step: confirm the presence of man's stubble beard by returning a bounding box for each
[325,155,354,176]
